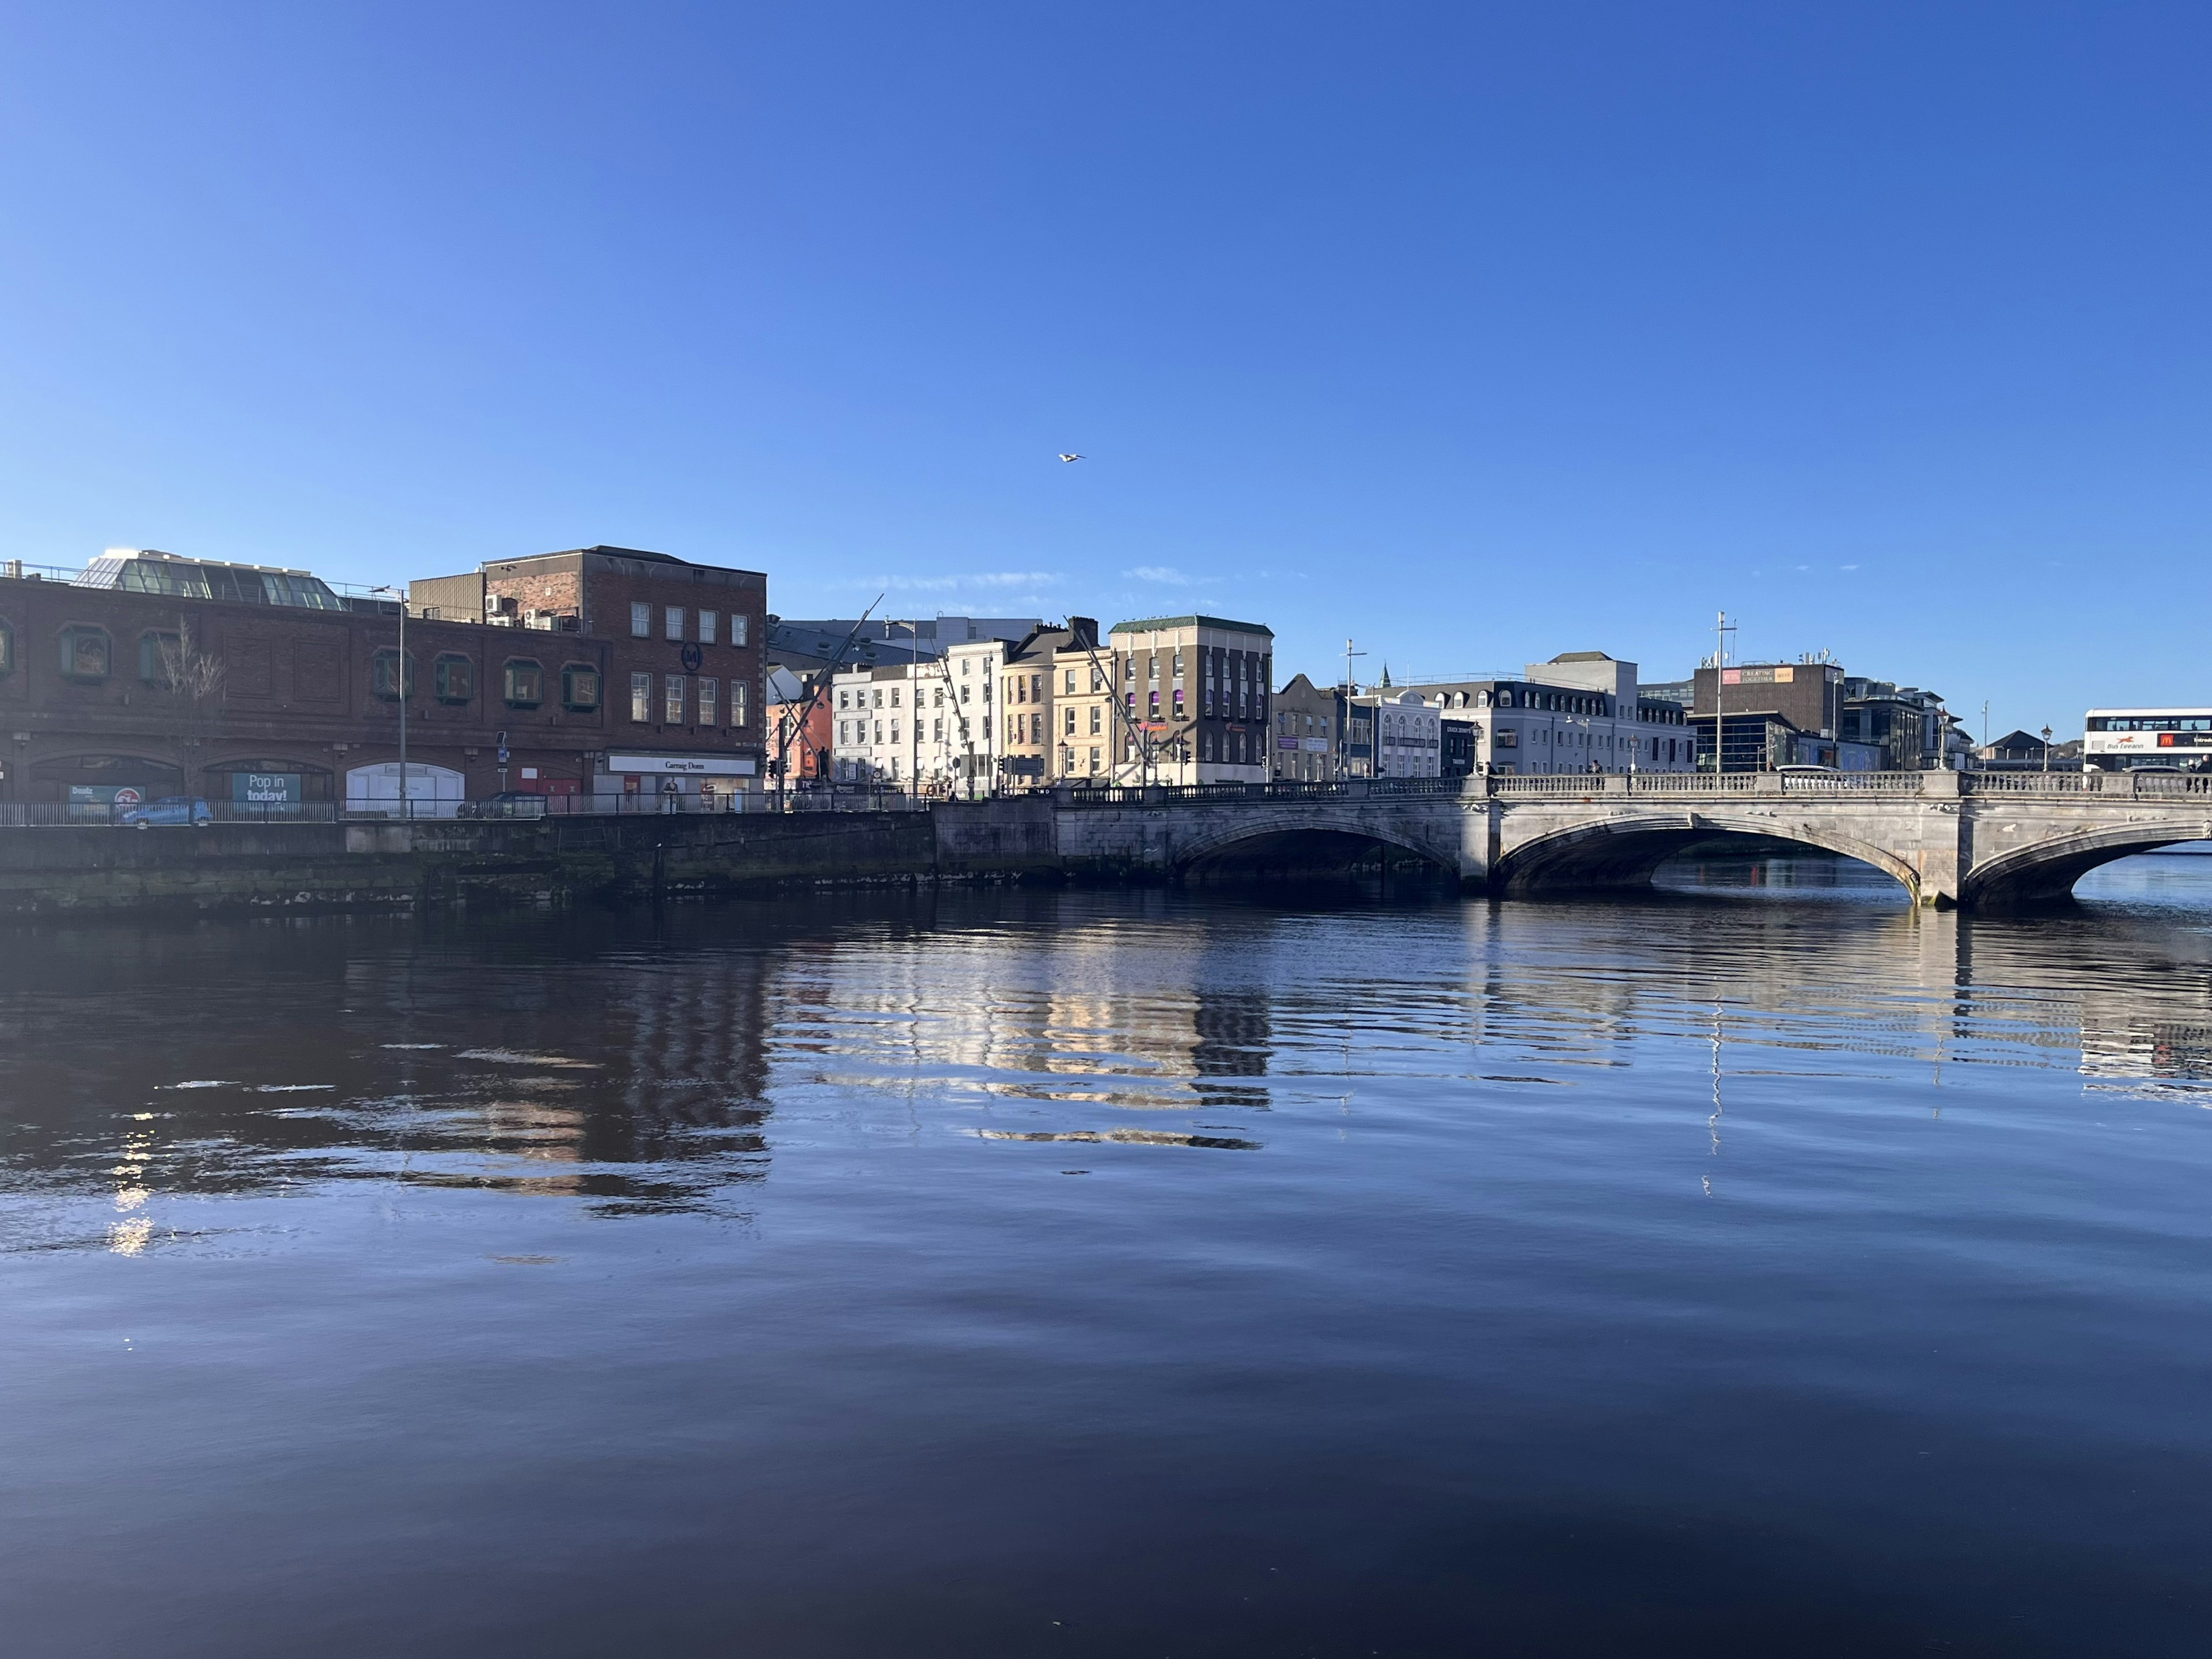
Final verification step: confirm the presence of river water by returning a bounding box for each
[4,855,2211,1656]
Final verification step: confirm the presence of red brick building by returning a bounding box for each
[0,546,766,815]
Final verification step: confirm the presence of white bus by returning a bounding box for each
[2084,707,2212,771]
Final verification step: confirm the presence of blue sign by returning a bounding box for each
[233,771,301,805]
[496,747,510,765]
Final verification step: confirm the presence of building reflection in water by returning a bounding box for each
[6,862,2212,1253]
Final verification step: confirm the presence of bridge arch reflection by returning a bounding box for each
[1497,814,1923,902]
[1176,823,1460,882]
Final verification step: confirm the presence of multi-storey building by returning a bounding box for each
[0,543,764,815]
[1049,624,1122,783]
[412,544,768,802]
[1837,676,1967,771]
[1103,615,1274,785]
[995,620,1095,788]
[766,666,835,787]
[827,632,1023,793]
[1402,653,1697,777]
[1269,674,1344,781]
[1351,688,1442,777]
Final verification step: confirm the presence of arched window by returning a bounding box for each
[59,626,111,681]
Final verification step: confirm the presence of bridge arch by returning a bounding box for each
[1961,823,2208,908]
[1171,813,1465,882]
[1495,812,1923,902]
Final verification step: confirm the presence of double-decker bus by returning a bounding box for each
[2084,707,2212,771]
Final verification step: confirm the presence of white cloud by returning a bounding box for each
[1840,563,1860,571]
[1122,565,1218,586]
[851,571,1063,592]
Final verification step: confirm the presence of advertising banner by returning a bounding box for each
[232,772,302,805]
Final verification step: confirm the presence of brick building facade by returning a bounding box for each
[0,545,766,815]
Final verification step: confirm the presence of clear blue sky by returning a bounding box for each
[2,4,2205,737]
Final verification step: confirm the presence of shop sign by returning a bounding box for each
[69,785,141,806]
[604,752,757,776]
[233,771,301,805]
[1721,666,1793,686]
[1301,738,1328,753]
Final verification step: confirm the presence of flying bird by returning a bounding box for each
[1057,453,1084,463]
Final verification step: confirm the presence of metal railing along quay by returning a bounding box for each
[4,770,2207,828]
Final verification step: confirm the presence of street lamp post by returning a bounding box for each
[2041,724,2054,775]
[371,585,408,820]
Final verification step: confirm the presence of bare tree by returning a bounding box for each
[156,618,224,800]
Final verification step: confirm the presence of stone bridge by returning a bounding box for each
[1011,771,2212,909]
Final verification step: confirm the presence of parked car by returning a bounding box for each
[117,796,214,828]
[461,791,549,819]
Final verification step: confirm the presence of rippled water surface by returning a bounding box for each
[6,857,2212,1656]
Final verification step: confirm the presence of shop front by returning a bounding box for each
[345,761,467,819]
[31,754,187,820]
[598,750,757,809]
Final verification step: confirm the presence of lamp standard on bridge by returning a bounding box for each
[1339,638,1367,781]
[2041,724,2054,775]
[1709,612,1737,774]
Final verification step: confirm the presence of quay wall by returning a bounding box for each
[0,809,1006,919]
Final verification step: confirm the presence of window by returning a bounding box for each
[733,680,748,728]
[698,678,718,726]
[504,660,544,707]
[562,665,601,711]
[1065,669,1076,694]
[664,675,685,724]
[630,602,651,638]
[933,717,943,742]
[1064,706,1076,736]
[1089,706,1101,735]
[731,613,749,647]
[699,611,718,646]
[60,626,112,681]
[665,606,684,641]
[433,654,475,703]
[138,630,180,684]
[890,688,900,709]
[631,672,653,722]
[0,618,11,676]
[371,647,412,699]
[890,720,900,744]
[872,688,883,710]
[1031,674,1043,702]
